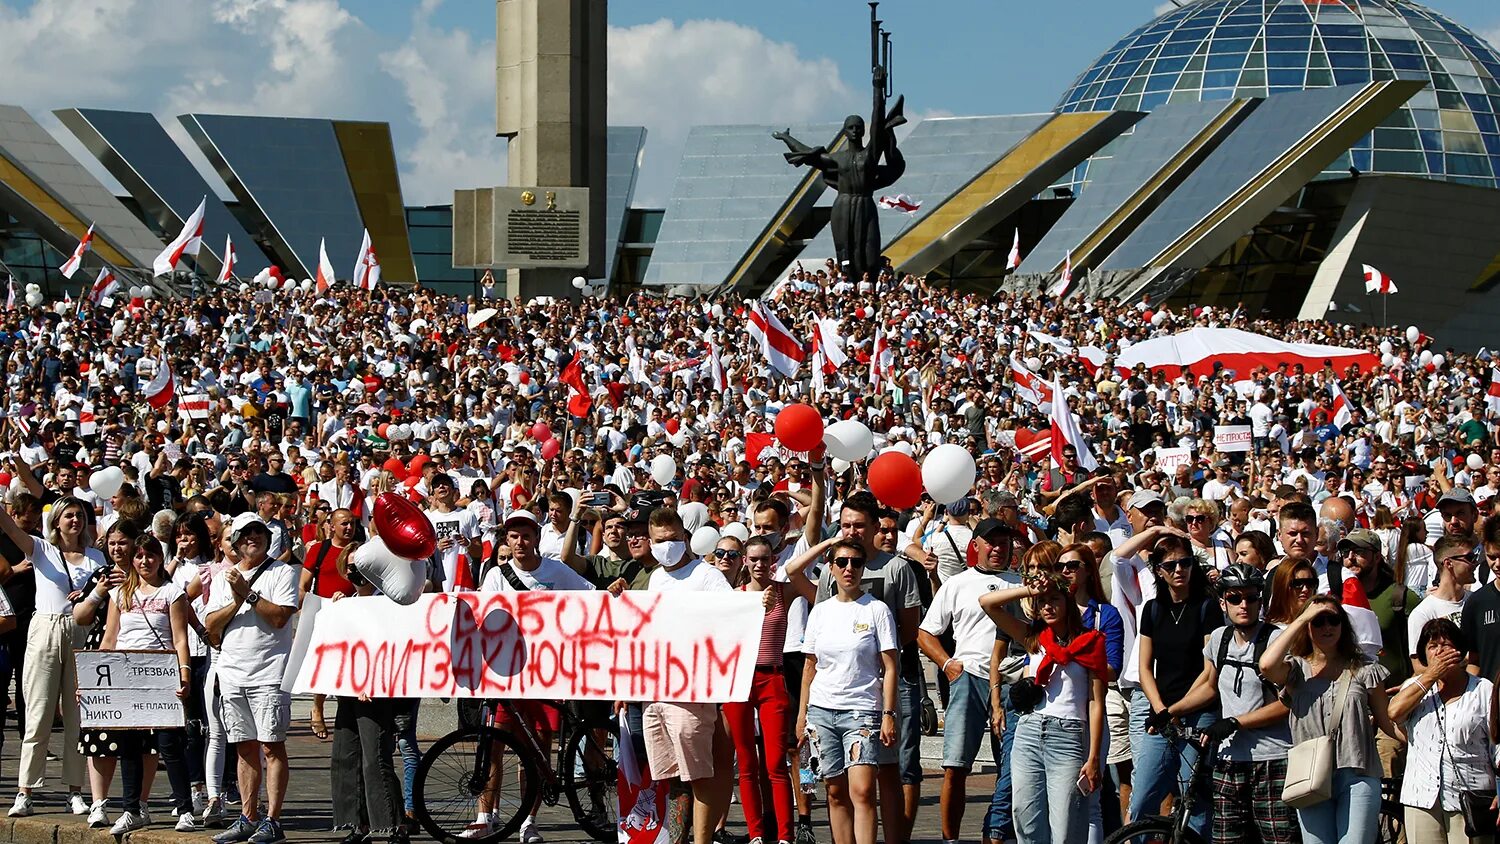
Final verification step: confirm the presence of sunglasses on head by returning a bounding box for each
[830,556,865,569]
[1156,557,1194,572]
[1222,592,1261,606]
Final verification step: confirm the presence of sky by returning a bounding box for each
[2,0,1498,209]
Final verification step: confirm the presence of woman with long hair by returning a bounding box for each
[1393,517,1434,595]
[980,572,1108,843]
[1131,534,1223,836]
[97,536,194,833]
[1233,530,1279,571]
[0,495,102,817]
[1266,560,1320,625]
[169,512,215,817]
[72,520,137,827]
[1260,597,1397,843]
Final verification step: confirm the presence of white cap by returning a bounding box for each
[503,510,540,531]
[229,512,269,543]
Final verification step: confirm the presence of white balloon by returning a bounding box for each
[668,430,687,448]
[1378,340,1392,355]
[138,285,154,299]
[1380,353,1395,368]
[1468,453,1485,471]
[24,283,38,293]
[823,419,874,462]
[53,301,70,315]
[398,424,414,441]
[921,443,977,505]
[1025,356,1043,371]
[1407,325,1420,344]
[689,525,722,558]
[880,442,915,458]
[299,279,313,291]
[1419,350,1433,366]
[572,276,586,289]
[650,454,677,486]
[89,466,125,498]
[350,536,427,606]
[831,457,851,474]
[1432,354,1445,368]
[722,522,750,542]
[24,292,41,307]
[678,501,710,533]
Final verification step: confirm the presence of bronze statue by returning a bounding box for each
[772,3,906,285]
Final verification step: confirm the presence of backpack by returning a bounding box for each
[1214,623,1277,707]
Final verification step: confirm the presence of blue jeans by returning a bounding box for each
[394,700,421,812]
[984,685,1020,841]
[942,672,992,770]
[1296,770,1380,844]
[806,705,883,779]
[895,674,921,781]
[1128,691,1213,835]
[1011,713,1088,844]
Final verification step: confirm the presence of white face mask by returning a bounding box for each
[651,540,687,566]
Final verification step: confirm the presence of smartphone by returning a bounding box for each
[1076,773,1094,796]
[585,491,612,507]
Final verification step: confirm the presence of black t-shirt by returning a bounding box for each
[1461,584,1500,681]
[1139,595,1225,706]
[248,472,297,495]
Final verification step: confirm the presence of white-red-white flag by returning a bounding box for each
[1362,264,1397,295]
[5,277,14,311]
[1011,352,1054,406]
[1329,379,1353,428]
[747,302,805,378]
[78,400,97,436]
[153,197,206,276]
[1048,251,1073,298]
[87,267,118,305]
[869,326,891,390]
[59,224,94,279]
[876,194,922,215]
[315,238,335,294]
[143,357,174,409]
[352,228,381,290]
[1048,374,1098,470]
[215,235,235,286]
[1341,573,1382,660]
[1488,367,1500,417]
[706,343,728,393]
[810,318,848,375]
[1006,229,1021,271]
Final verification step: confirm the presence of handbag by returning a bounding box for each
[1281,668,1353,809]
[1459,789,1497,837]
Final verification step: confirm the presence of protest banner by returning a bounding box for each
[744,432,807,468]
[1154,447,1193,474]
[291,590,764,703]
[1213,424,1253,453]
[75,651,184,729]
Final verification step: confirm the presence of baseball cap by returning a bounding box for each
[973,518,1015,540]
[1337,529,1382,553]
[228,513,270,543]
[621,506,654,525]
[1439,488,1476,508]
[503,509,540,531]
[1129,490,1166,511]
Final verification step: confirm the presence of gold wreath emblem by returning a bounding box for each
[520,190,536,206]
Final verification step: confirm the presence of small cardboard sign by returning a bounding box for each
[75,651,183,729]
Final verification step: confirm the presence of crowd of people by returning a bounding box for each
[0,259,1497,844]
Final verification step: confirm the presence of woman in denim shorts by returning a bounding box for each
[794,540,897,844]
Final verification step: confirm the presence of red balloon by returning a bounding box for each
[868,452,923,510]
[377,423,390,439]
[381,457,404,474]
[530,421,552,441]
[373,492,437,560]
[665,419,680,435]
[408,454,430,475]
[540,438,561,460]
[519,371,531,385]
[0,472,11,488]
[775,403,825,452]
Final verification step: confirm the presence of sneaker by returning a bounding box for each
[110,811,148,835]
[87,799,109,829]
[139,803,152,826]
[7,793,32,818]
[794,823,816,844]
[458,821,496,840]
[68,792,89,815]
[248,817,287,844]
[193,790,210,817]
[213,815,259,844]
[520,821,544,844]
[176,812,202,832]
[203,798,228,828]
[223,787,242,806]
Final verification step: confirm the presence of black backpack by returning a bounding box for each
[1214,623,1277,706]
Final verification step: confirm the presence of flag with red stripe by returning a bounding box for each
[1362,264,1397,294]
[215,235,236,286]
[747,302,805,378]
[316,238,336,294]
[1006,229,1021,271]
[559,349,593,418]
[1010,352,1054,406]
[1048,251,1073,298]
[78,401,96,436]
[59,224,94,279]
[1329,379,1354,428]
[87,267,118,305]
[143,358,175,409]
[153,197,206,276]
[1487,367,1500,417]
[1048,374,1098,470]
[352,228,381,290]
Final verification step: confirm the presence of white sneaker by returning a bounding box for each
[520,819,544,844]
[88,800,109,829]
[110,811,148,835]
[176,812,202,832]
[193,790,210,816]
[459,820,496,840]
[67,792,89,815]
[7,793,33,817]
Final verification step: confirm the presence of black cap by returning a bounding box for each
[621,506,654,525]
[973,518,1016,540]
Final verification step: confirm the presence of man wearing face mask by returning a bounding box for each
[641,508,734,844]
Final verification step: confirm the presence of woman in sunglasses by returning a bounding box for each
[1132,534,1223,837]
[796,540,897,844]
[1260,596,1398,844]
[1183,499,1232,571]
[1266,561,1320,626]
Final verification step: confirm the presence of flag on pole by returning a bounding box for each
[1488,367,1500,417]
[810,318,847,375]
[59,224,94,279]
[747,302,806,378]
[87,267,118,305]
[876,194,922,215]
[1329,379,1354,428]
[1048,252,1073,298]
[1340,573,1382,659]
[1362,264,1397,294]
[315,238,335,294]
[153,198,206,276]
[558,349,593,418]
[1006,229,1021,271]
[869,326,891,390]
[5,277,14,311]
[352,229,381,290]
[143,358,174,409]
[1048,374,1098,470]
[1010,352,1054,406]
[215,235,236,286]
[78,400,97,436]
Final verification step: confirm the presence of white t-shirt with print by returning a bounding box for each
[480,558,594,592]
[802,593,899,712]
[112,582,185,651]
[919,567,1016,678]
[427,508,479,591]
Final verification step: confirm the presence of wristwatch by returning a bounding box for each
[245,591,261,606]
[881,710,897,717]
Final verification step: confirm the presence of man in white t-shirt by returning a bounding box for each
[1407,534,1476,672]
[426,473,481,590]
[205,514,300,844]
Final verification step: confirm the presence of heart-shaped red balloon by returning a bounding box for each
[1012,427,1054,462]
[374,492,437,560]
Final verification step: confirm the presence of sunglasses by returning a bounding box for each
[715,549,743,560]
[1049,561,1082,573]
[830,557,865,569]
[1290,577,1318,591]
[1222,592,1261,606]
[1185,514,1210,523]
[1310,614,1342,630]
[1156,557,1194,572]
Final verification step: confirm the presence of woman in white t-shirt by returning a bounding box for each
[795,539,897,844]
[980,573,1108,844]
[98,534,192,834]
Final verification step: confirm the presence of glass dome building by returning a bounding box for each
[1055,0,1500,188]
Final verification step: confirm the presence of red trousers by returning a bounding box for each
[722,668,795,843]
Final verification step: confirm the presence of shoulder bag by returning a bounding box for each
[1281,667,1353,809]
[1432,683,1499,836]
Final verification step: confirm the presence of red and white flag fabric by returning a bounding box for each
[706,343,728,393]
[559,349,593,418]
[747,302,805,378]
[1010,352,1054,406]
[1006,229,1021,271]
[869,326,891,390]
[1340,573,1382,660]
[4,278,13,311]
[1362,264,1397,295]
[178,393,211,420]
[1048,374,1098,470]
[1329,379,1354,428]
[78,400,96,436]
[59,224,94,279]
[315,238,336,294]
[215,235,236,286]
[876,194,922,215]
[87,267,118,305]
[810,318,847,375]
[616,712,671,844]
[143,358,174,409]
[1048,251,1073,298]
[352,228,381,290]
[153,197,206,276]
[1487,367,1500,416]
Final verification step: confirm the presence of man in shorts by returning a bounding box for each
[205,513,301,844]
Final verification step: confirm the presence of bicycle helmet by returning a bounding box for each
[1216,563,1266,593]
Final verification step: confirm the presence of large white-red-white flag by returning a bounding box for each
[143,358,174,409]
[1488,367,1500,417]
[1048,251,1073,298]
[869,326,891,390]
[747,302,805,378]
[1329,379,1354,428]
[810,318,847,375]
[215,235,235,286]
[153,197,206,276]
[352,229,381,290]
[1362,264,1397,295]
[87,267,118,305]
[59,224,94,279]
[1006,229,1021,271]
[315,238,336,294]
[706,343,728,393]
[1010,352,1054,406]
[1048,374,1098,470]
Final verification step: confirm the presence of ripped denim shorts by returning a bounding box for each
[805,704,891,779]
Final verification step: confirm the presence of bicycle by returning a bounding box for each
[1376,776,1405,844]
[1105,723,1216,844]
[412,699,619,844]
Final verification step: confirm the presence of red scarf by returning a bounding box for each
[1034,628,1109,688]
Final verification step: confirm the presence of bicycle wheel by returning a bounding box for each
[1105,817,1206,844]
[563,720,620,842]
[413,726,541,844]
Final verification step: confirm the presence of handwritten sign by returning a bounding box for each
[744,432,807,468]
[291,591,765,703]
[1154,447,1193,474]
[75,651,184,729]
[1213,425,1253,453]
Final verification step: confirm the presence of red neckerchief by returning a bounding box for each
[1034,627,1109,687]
